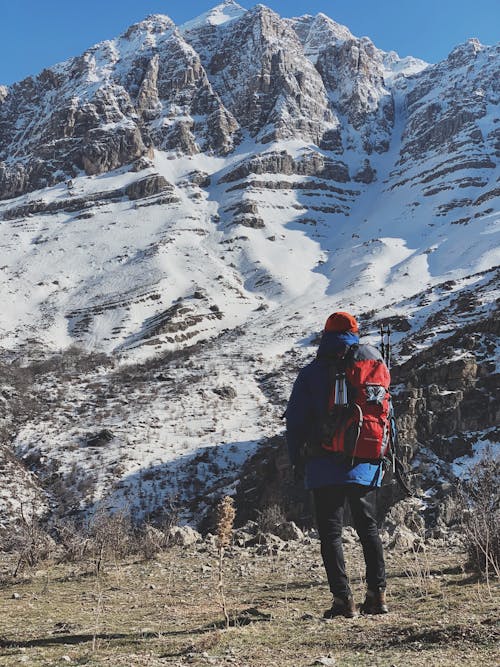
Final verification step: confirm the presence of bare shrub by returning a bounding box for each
[403,531,432,597]
[89,510,136,572]
[457,450,499,580]
[11,500,181,572]
[256,504,286,534]
[9,504,54,577]
[30,345,113,378]
[135,523,169,560]
[131,498,180,559]
[54,519,91,564]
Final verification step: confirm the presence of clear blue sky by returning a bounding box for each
[1,0,499,85]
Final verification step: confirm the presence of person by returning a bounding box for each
[286,311,389,618]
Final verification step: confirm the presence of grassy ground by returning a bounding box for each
[0,541,498,666]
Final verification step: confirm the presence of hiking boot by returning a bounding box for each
[360,588,388,615]
[323,595,358,619]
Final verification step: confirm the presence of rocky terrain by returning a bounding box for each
[0,526,498,666]
[0,1,498,534]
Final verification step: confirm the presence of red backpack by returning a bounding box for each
[320,344,391,462]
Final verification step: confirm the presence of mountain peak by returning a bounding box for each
[315,11,348,26]
[289,11,353,63]
[447,37,485,66]
[180,1,246,32]
[251,3,276,13]
[312,12,353,41]
[121,14,175,39]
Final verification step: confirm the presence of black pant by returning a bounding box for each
[313,484,386,599]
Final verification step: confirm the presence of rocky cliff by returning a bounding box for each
[0,1,427,201]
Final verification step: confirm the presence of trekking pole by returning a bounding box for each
[380,324,396,471]
[380,325,414,496]
[379,325,391,369]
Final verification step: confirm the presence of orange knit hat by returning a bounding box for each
[324,311,359,333]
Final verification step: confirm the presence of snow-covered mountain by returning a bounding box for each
[0,2,498,532]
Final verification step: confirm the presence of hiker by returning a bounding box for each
[286,311,389,618]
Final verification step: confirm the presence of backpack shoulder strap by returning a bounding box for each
[343,343,358,367]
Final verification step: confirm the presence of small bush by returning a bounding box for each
[256,504,286,534]
[8,504,55,577]
[457,450,499,579]
[54,519,91,564]
[135,523,169,560]
[56,506,179,566]
[87,510,135,572]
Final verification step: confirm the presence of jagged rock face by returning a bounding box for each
[316,39,394,153]
[0,58,149,198]
[392,40,499,213]
[390,278,500,468]
[1,4,430,202]
[3,6,496,206]
[185,5,334,145]
[0,16,238,200]
[82,123,149,176]
[394,329,499,462]
[135,33,239,155]
[288,13,354,62]
[4,4,484,202]
[124,173,174,200]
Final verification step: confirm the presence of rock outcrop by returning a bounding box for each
[220,150,350,183]
[124,173,174,200]
[393,309,499,465]
[0,15,239,200]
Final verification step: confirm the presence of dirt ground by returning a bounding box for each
[0,540,498,666]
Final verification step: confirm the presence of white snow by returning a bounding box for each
[452,438,498,478]
[180,1,246,32]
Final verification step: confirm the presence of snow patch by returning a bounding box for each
[181,1,246,32]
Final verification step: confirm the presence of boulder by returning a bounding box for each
[213,386,237,399]
[273,521,304,541]
[388,525,423,552]
[383,498,425,535]
[232,529,254,547]
[168,525,202,546]
[86,429,115,448]
[253,533,287,555]
[353,161,377,184]
[248,532,286,550]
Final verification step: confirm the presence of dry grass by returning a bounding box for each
[0,541,498,666]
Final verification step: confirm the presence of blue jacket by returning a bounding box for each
[286,331,384,490]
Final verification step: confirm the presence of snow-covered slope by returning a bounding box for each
[180,0,246,31]
[0,3,498,530]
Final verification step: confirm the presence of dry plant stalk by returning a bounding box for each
[92,562,104,652]
[216,496,235,628]
[405,540,431,597]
